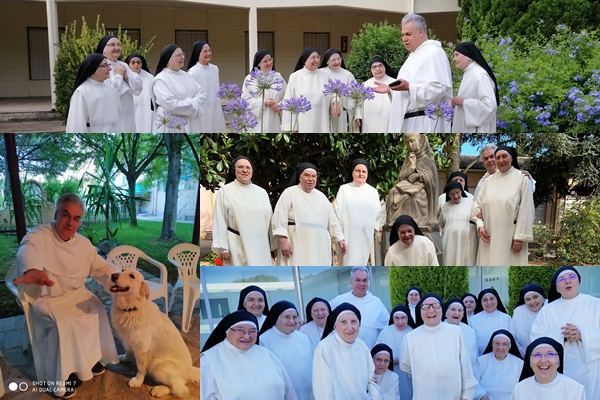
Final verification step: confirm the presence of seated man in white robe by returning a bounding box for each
[371,343,400,400]
[13,193,120,399]
[330,266,389,349]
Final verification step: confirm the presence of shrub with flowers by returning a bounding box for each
[154,111,188,132]
[280,95,312,133]
[218,83,258,133]
[245,68,284,133]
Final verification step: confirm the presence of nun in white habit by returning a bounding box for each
[512,337,586,400]
[470,288,512,355]
[187,41,226,133]
[405,286,422,322]
[509,283,546,357]
[443,298,478,366]
[384,215,439,266]
[260,301,315,400]
[357,57,396,133]
[401,293,477,400]
[530,266,600,400]
[125,53,154,133]
[462,293,477,325]
[95,35,143,132]
[473,330,523,400]
[376,305,416,400]
[272,162,346,266]
[237,285,270,329]
[312,303,381,400]
[334,159,381,265]
[201,310,298,400]
[66,53,124,133]
[211,156,275,265]
[150,44,206,133]
[319,48,357,133]
[439,181,477,266]
[299,297,331,349]
[371,343,400,400]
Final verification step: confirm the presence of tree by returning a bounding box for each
[43,177,81,203]
[389,266,469,307]
[160,133,185,241]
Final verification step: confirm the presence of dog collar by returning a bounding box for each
[122,307,138,312]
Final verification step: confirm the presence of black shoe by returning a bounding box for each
[60,388,76,399]
[66,373,83,388]
[92,362,105,376]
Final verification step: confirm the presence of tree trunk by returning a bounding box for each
[446,133,462,176]
[160,133,184,241]
[127,175,138,227]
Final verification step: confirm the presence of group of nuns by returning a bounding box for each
[200,266,598,400]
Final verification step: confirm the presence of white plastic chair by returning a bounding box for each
[5,264,45,381]
[107,245,169,314]
[167,243,200,333]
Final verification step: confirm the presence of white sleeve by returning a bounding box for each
[461,74,497,128]
[459,329,478,400]
[272,189,292,238]
[312,346,336,400]
[200,355,219,400]
[152,79,203,118]
[211,189,229,255]
[408,81,451,109]
[125,63,143,95]
[66,90,90,133]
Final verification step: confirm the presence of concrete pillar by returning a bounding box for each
[46,0,59,109]
[248,6,258,72]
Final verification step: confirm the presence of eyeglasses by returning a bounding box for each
[230,328,258,336]
[371,64,384,69]
[308,55,321,61]
[329,57,342,63]
[129,60,142,65]
[98,63,111,68]
[421,303,441,311]
[531,352,558,360]
[557,273,578,284]
[280,315,299,322]
[235,165,252,170]
[105,42,121,47]
[172,53,185,59]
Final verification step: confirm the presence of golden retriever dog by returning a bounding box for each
[110,270,199,398]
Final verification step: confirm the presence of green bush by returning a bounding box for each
[54,16,154,122]
[507,266,556,314]
[556,196,600,264]
[389,266,469,307]
[43,177,81,203]
[532,224,556,258]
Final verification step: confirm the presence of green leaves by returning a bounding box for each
[389,266,469,307]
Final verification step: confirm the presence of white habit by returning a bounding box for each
[261,328,314,400]
[281,67,333,133]
[447,321,479,367]
[374,370,400,400]
[384,235,439,266]
[330,291,389,349]
[401,323,477,400]
[187,62,226,133]
[66,78,124,133]
[452,62,497,133]
[472,166,534,266]
[388,40,453,133]
[530,293,600,400]
[16,223,120,397]
[132,69,154,133]
[272,185,344,266]
[150,68,206,133]
[320,67,356,133]
[300,321,325,349]
[105,59,143,132]
[312,332,376,400]
[201,339,297,400]
[359,75,396,133]
[211,179,274,266]
[334,182,381,266]
[439,197,477,266]
[257,314,267,330]
[470,310,512,355]
[242,71,287,133]
[473,353,523,400]
[509,304,542,357]
[377,324,414,400]
[511,374,586,400]
[473,171,536,200]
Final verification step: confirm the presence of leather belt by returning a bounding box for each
[227,227,240,235]
[404,110,426,119]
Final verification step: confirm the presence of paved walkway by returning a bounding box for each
[0,271,200,400]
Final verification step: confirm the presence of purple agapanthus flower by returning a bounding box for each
[323,79,347,97]
[230,112,258,133]
[155,111,171,130]
[246,68,284,96]
[217,83,242,100]
[425,101,454,123]
[344,80,375,103]
[223,97,250,117]
[280,95,312,114]
[168,116,189,131]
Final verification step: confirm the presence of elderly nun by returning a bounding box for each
[405,286,422,321]
[443,298,478,366]
[439,180,477,266]
[334,159,381,265]
[319,48,357,133]
[211,156,275,265]
[384,215,438,266]
[260,301,314,400]
[200,310,297,400]
[272,162,346,266]
[470,288,512,355]
[509,283,546,356]
[371,343,400,400]
[358,57,397,133]
[125,53,154,132]
[237,285,270,329]
[300,297,331,348]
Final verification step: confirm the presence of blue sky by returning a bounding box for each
[461,142,479,156]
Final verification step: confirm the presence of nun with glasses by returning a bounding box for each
[150,44,206,133]
[472,145,534,266]
[95,35,143,133]
[319,48,356,133]
[272,162,346,266]
[357,57,397,133]
[509,283,546,356]
[211,156,275,266]
[473,330,523,400]
[405,286,422,321]
[443,298,478,366]
[187,41,226,133]
[237,285,270,329]
[512,337,586,400]
[462,293,477,324]
[300,297,331,348]
[242,50,287,133]
[376,305,415,400]
[125,53,153,132]
[200,310,298,400]
[371,343,400,400]
[312,303,380,400]
[451,42,498,133]
[437,170,474,214]
[384,215,438,266]
[260,301,314,400]
[401,293,477,400]
[470,288,512,355]
[531,266,600,400]
[66,53,123,133]
[334,159,381,265]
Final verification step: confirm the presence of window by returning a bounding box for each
[244,31,275,71]
[175,30,208,66]
[303,32,330,59]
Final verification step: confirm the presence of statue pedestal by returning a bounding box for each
[380,224,443,266]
